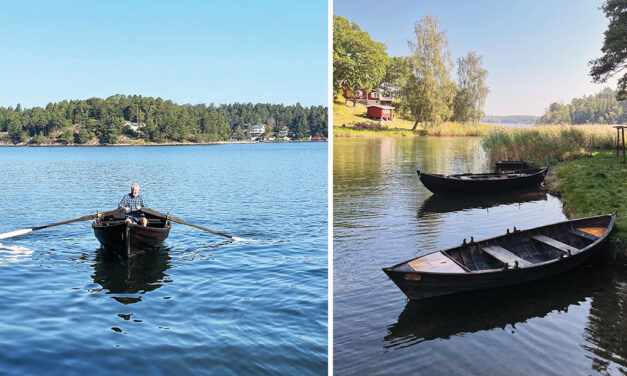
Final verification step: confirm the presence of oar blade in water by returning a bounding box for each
[0,228,33,240]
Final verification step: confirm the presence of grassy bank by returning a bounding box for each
[333,101,416,129]
[547,151,627,249]
[481,124,615,163]
[333,101,498,137]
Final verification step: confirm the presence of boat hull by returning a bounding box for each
[418,167,548,194]
[383,213,615,300]
[93,219,170,259]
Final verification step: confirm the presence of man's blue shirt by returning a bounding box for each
[118,193,146,217]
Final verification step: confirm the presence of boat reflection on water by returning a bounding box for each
[418,190,547,215]
[384,249,617,348]
[91,247,172,304]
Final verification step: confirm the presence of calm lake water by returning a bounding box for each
[0,143,327,375]
[334,137,626,375]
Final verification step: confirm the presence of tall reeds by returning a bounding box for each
[481,124,615,162]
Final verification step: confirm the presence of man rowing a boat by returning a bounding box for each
[118,183,148,226]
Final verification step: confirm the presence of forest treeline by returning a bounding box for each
[0,94,328,144]
[539,88,627,124]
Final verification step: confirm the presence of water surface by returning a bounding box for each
[334,136,626,375]
[0,143,327,375]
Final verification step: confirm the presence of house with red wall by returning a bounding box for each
[366,104,394,120]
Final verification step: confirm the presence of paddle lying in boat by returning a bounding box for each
[417,167,548,194]
[382,212,616,300]
[0,208,127,240]
[139,207,245,241]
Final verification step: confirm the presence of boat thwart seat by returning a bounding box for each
[531,234,580,255]
[482,245,532,268]
[569,229,599,241]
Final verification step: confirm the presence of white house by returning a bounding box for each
[125,120,146,132]
[251,124,266,135]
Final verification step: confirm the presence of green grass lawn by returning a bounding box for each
[333,101,416,129]
[333,101,498,137]
[551,151,627,250]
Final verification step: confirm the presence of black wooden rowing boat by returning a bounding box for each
[92,209,171,259]
[382,213,616,300]
[417,167,548,194]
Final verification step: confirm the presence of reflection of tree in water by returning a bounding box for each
[581,252,627,374]
[91,247,172,304]
[384,254,614,348]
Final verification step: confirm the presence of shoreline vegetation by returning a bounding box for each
[0,94,328,146]
[333,102,500,137]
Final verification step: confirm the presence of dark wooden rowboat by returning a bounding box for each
[383,212,616,300]
[417,167,548,194]
[92,209,171,259]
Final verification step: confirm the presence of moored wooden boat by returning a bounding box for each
[92,209,171,259]
[382,213,616,300]
[417,167,548,194]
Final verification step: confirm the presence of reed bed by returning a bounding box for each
[423,122,500,137]
[333,126,415,137]
[481,124,616,163]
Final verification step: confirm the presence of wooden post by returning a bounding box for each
[623,127,626,163]
[617,127,620,157]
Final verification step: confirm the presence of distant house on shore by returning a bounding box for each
[251,124,266,140]
[277,128,289,137]
[366,104,395,121]
[125,120,146,132]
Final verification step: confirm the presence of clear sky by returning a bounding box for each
[334,0,618,116]
[0,0,328,108]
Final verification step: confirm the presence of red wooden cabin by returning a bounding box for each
[367,104,394,120]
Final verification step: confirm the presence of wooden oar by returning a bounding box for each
[140,207,244,241]
[0,208,127,240]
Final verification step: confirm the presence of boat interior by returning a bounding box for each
[94,212,169,228]
[404,215,612,273]
[444,168,545,180]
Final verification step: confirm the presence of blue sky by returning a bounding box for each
[0,0,328,108]
[334,0,617,116]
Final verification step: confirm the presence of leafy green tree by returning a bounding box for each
[404,15,456,129]
[381,56,409,99]
[76,128,94,144]
[590,0,627,100]
[59,128,75,144]
[452,51,489,123]
[333,15,389,105]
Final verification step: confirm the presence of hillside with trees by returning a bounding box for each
[333,14,489,128]
[0,95,328,144]
[539,88,627,124]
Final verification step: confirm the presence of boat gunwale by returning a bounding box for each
[418,167,548,181]
[382,212,616,276]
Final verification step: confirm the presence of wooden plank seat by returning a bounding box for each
[569,229,599,241]
[482,245,533,268]
[532,234,580,255]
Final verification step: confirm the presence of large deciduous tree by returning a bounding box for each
[452,51,489,123]
[380,56,409,99]
[589,0,627,100]
[404,15,456,129]
[333,15,389,106]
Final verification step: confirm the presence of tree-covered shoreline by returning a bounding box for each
[0,95,328,145]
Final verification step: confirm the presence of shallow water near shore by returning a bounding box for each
[0,143,327,375]
[334,136,626,375]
